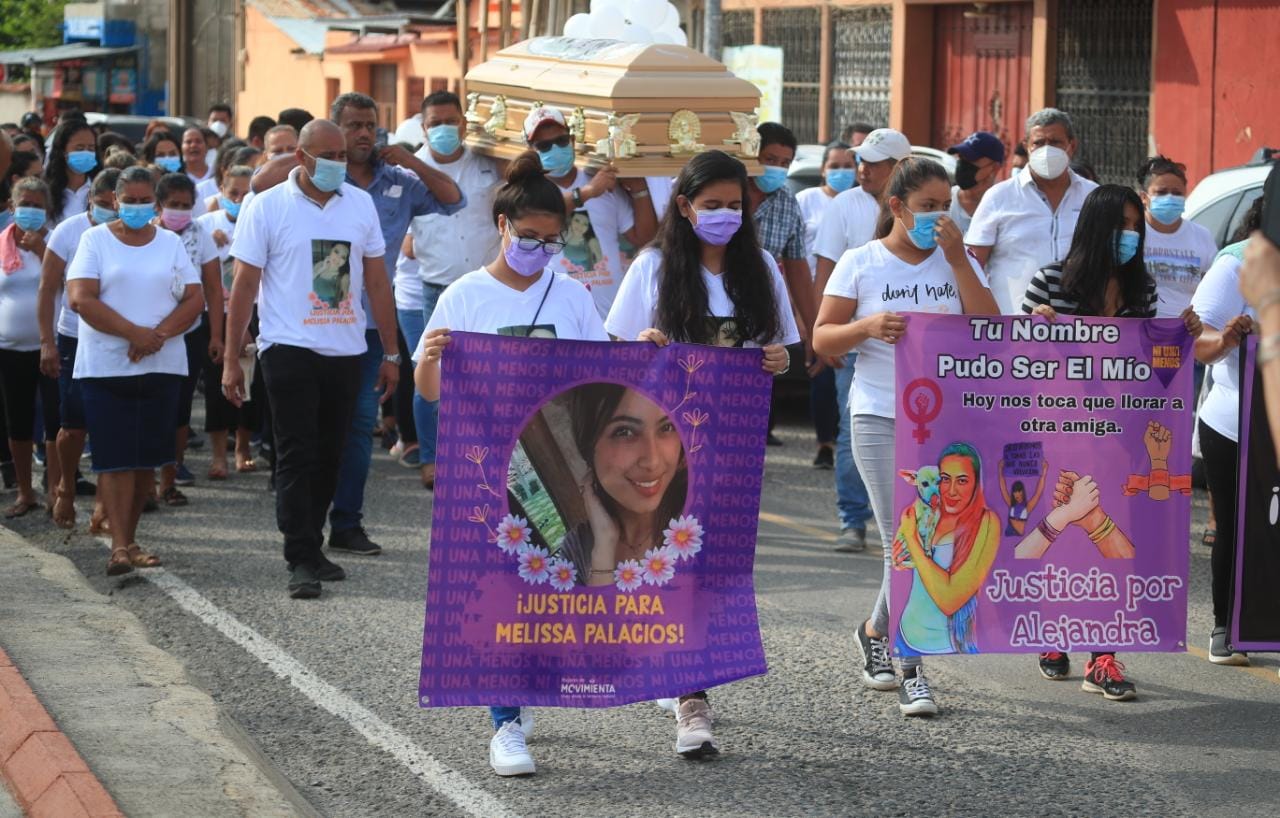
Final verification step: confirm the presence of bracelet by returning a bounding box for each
[1088,516,1117,543]
[1255,288,1280,314]
[1038,518,1062,543]
[1259,333,1280,364]
[629,187,650,199]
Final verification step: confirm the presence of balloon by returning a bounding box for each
[624,0,666,30]
[563,13,591,38]
[590,0,622,15]
[620,22,653,44]
[589,5,627,38]
[660,2,680,32]
[664,24,688,46]
[651,29,680,44]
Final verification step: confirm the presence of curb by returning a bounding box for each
[0,647,122,818]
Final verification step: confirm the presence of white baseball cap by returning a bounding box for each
[857,128,912,163]
[523,106,566,142]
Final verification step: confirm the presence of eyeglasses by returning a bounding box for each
[509,227,566,255]
[531,134,572,153]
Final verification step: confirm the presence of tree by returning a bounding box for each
[0,0,70,51]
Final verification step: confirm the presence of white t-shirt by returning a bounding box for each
[394,252,424,312]
[948,185,976,236]
[796,185,836,279]
[196,177,219,205]
[548,168,635,319]
[197,209,237,312]
[1143,218,1218,319]
[0,235,44,350]
[646,176,674,222]
[67,225,200,378]
[414,268,607,361]
[230,168,387,357]
[1191,252,1253,442]
[58,184,89,226]
[813,186,879,265]
[603,248,802,349]
[46,212,95,338]
[965,170,1098,314]
[824,240,989,419]
[410,147,501,288]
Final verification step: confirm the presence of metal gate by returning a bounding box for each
[762,7,821,143]
[721,10,755,49]
[1055,0,1152,185]
[830,6,892,141]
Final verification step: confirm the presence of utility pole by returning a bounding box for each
[702,0,721,61]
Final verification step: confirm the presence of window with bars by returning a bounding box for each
[721,10,755,49]
[831,6,892,142]
[761,7,821,143]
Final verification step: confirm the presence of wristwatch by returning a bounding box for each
[571,187,585,209]
[383,353,402,365]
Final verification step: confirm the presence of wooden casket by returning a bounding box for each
[462,37,764,176]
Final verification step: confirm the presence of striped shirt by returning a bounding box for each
[1021,264,1157,318]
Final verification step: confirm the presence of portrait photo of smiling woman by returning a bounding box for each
[507,382,689,587]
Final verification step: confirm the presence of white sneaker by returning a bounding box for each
[898,670,939,717]
[489,721,535,776]
[675,697,719,758]
[655,698,679,715]
[518,707,534,738]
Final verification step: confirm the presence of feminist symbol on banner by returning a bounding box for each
[902,378,943,443]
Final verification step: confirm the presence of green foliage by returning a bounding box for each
[0,0,71,51]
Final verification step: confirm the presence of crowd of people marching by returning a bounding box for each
[2,94,1278,775]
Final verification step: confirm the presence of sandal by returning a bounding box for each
[107,547,133,576]
[1202,528,1217,547]
[235,457,257,473]
[89,509,110,535]
[126,544,161,568]
[161,487,188,507]
[208,463,229,481]
[5,499,41,519]
[52,490,76,530]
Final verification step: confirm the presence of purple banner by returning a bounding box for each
[419,332,771,708]
[891,314,1194,655]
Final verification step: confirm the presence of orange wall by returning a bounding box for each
[237,7,331,123]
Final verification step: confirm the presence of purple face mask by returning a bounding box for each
[503,230,552,277]
[690,208,742,246]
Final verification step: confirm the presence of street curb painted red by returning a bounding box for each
[0,647,123,817]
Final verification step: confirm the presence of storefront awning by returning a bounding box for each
[0,44,138,66]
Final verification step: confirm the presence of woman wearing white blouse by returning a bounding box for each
[66,166,205,576]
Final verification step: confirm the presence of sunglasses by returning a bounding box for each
[531,134,572,153]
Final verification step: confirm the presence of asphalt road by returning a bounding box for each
[15,417,1280,818]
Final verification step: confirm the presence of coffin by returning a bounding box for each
[462,37,764,176]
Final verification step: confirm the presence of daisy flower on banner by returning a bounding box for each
[641,547,676,586]
[614,559,644,592]
[518,546,551,584]
[662,515,704,561]
[547,558,577,591]
[495,514,532,554]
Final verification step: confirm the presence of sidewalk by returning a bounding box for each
[0,527,314,818]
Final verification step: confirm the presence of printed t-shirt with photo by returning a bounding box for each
[547,169,635,320]
[824,239,989,419]
[414,268,607,362]
[66,225,200,378]
[46,211,95,338]
[230,168,386,358]
[1143,218,1218,318]
[603,247,802,349]
[197,209,237,311]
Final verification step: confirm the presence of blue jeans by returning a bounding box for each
[329,330,383,533]
[396,308,427,446]
[413,283,446,465]
[489,706,521,729]
[834,352,872,530]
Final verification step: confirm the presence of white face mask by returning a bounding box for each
[1028,145,1069,180]
[209,120,229,138]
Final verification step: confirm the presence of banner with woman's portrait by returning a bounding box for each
[419,333,772,708]
[891,314,1195,655]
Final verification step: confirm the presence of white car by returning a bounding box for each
[1186,150,1275,248]
[785,143,956,196]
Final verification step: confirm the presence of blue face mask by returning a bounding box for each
[755,165,788,194]
[537,143,575,178]
[1148,194,1185,226]
[306,153,347,193]
[427,124,461,156]
[1115,229,1141,264]
[904,210,944,250]
[219,196,241,218]
[119,203,156,230]
[156,156,182,173]
[91,204,118,224]
[67,150,97,174]
[13,207,46,232]
[826,169,855,193]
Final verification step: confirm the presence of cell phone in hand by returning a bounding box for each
[375,127,390,152]
[1263,158,1280,247]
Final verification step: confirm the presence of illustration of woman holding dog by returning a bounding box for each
[998,458,1049,536]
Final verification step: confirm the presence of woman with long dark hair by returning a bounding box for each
[140,131,184,176]
[1023,183,1203,698]
[46,116,99,225]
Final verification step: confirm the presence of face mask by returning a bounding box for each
[954,159,980,191]
[1028,145,1069,180]
[903,210,944,250]
[67,150,97,174]
[427,124,461,156]
[755,165,788,194]
[690,208,742,246]
[537,143,575,178]
[1114,229,1141,265]
[219,196,241,218]
[161,208,192,230]
[503,229,551,277]
[826,169,855,193]
[156,156,182,173]
[306,153,347,193]
[1148,194,1185,226]
[13,207,45,232]
[119,203,156,230]
[209,120,229,138]
[91,204,118,224]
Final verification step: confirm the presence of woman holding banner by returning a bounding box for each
[605,148,799,756]
[813,156,998,717]
[415,151,606,779]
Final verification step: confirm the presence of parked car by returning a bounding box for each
[786,143,956,196]
[83,113,204,146]
[1186,148,1277,248]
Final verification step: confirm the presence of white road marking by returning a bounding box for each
[98,541,519,818]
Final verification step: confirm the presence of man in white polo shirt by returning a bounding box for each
[222,120,399,600]
[965,108,1099,314]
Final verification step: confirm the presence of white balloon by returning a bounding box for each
[624,0,666,30]
[590,0,621,13]
[665,24,687,46]
[620,22,654,44]
[563,12,591,38]
[660,2,680,31]
[589,5,627,38]
[651,29,679,44]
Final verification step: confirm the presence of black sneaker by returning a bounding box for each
[75,472,96,497]
[834,527,866,553]
[898,668,938,716]
[1038,652,1070,680]
[328,526,383,556]
[187,429,205,450]
[812,446,834,470]
[1082,654,1136,701]
[856,620,897,690]
[288,562,322,599]
[766,432,784,447]
[1208,627,1249,666]
[315,555,347,582]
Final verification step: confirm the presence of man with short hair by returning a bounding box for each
[263,125,298,160]
[840,122,876,148]
[276,108,313,136]
[750,122,817,342]
[207,103,233,139]
[946,131,1006,235]
[965,108,1099,314]
[223,119,400,599]
[247,115,276,150]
